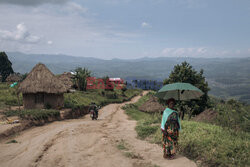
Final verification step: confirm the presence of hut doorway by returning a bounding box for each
[35,93,45,108]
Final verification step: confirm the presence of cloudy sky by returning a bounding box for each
[0,0,250,59]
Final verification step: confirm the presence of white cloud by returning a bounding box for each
[103,0,132,5]
[0,0,68,6]
[162,47,207,57]
[0,23,40,43]
[64,2,88,14]
[47,40,53,45]
[161,47,250,58]
[173,0,206,8]
[0,4,140,57]
[141,22,151,28]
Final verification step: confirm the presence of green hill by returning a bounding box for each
[6,52,250,103]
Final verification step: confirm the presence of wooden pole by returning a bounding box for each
[178,89,180,101]
[15,87,21,111]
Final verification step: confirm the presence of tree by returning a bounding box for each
[102,76,114,91]
[0,52,14,82]
[163,61,210,119]
[21,73,28,81]
[72,67,91,91]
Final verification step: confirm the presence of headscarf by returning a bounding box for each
[161,107,181,131]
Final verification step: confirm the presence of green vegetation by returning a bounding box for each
[117,140,129,151]
[6,139,18,144]
[116,139,143,159]
[3,110,20,117]
[1,81,141,123]
[178,121,249,167]
[212,99,250,132]
[72,67,91,91]
[0,52,14,82]
[64,89,142,110]
[123,93,250,167]
[116,138,159,167]
[4,109,60,120]
[124,152,143,159]
[123,92,161,140]
[0,83,22,109]
[19,109,60,120]
[7,52,250,104]
[163,61,210,118]
[151,121,250,167]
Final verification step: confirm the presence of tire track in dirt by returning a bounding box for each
[0,92,196,167]
[34,130,66,166]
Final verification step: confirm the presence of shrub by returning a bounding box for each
[4,110,20,117]
[0,83,23,108]
[19,109,60,120]
[6,140,18,144]
[4,96,19,106]
[135,124,158,139]
[214,99,250,132]
[105,92,118,99]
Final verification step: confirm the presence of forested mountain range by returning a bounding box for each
[7,52,250,103]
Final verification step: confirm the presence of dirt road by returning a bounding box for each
[0,92,196,167]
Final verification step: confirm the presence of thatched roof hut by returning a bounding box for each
[139,96,165,113]
[56,72,73,91]
[19,63,66,94]
[18,63,67,109]
[6,73,22,83]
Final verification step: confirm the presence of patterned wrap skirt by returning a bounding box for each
[162,120,179,157]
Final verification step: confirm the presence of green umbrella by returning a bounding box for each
[155,82,204,101]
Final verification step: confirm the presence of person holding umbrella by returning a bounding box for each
[161,98,181,159]
[156,82,204,159]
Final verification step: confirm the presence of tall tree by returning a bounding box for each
[0,52,14,82]
[72,67,91,91]
[163,61,210,119]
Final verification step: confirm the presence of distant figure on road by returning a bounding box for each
[89,102,98,120]
[161,98,181,159]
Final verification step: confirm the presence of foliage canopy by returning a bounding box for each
[163,61,210,117]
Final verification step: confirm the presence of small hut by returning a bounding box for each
[56,72,73,92]
[139,96,165,113]
[18,63,67,109]
[6,73,22,83]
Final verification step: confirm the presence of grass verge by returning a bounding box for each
[0,83,22,109]
[64,89,142,110]
[4,109,60,120]
[123,93,250,167]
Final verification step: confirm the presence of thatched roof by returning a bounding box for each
[6,73,22,82]
[56,72,73,91]
[18,63,67,94]
[192,109,217,123]
[139,96,165,113]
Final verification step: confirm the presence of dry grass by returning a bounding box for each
[18,63,66,94]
